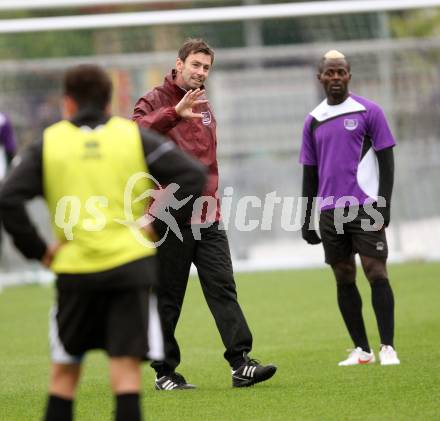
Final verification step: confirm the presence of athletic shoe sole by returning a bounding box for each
[155,383,196,390]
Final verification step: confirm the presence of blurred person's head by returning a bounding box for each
[317,50,351,105]
[175,38,215,90]
[63,64,112,118]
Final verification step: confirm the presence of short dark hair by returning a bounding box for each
[64,64,112,110]
[178,38,215,64]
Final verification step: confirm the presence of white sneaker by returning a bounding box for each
[379,345,400,365]
[338,347,376,366]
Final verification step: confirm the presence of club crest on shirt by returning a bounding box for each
[344,118,358,131]
[201,111,212,126]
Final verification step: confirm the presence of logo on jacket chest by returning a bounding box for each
[201,111,212,126]
[344,118,358,131]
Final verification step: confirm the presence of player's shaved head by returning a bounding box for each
[318,50,351,73]
[324,50,345,59]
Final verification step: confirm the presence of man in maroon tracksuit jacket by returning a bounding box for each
[132,38,277,389]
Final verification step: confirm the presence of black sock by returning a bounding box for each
[156,370,172,378]
[231,352,249,371]
[43,395,73,421]
[337,283,371,353]
[232,360,244,371]
[371,279,395,347]
[115,393,142,421]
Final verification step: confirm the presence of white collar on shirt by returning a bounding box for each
[310,95,366,122]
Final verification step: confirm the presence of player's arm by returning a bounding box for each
[133,90,207,133]
[6,150,15,165]
[0,140,47,260]
[299,116,321,245]
[301,164,321,245]
[1,115,17,165]
[139,128,207,236]
[376,146,394,227]
[132,97,182,134]
[367,105,396,228]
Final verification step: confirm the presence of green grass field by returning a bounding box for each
[1,261,439,420]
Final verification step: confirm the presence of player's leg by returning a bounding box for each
[359,255,393,346]
[44,294,85,421]
[360,255,399,365]
[320,209,373,365]
[106,282,152,418]
[43,363,81,421]
[195,223,276,387]
[151,227,195,385]
[332,256,372,353]
[352,208,399,364]
[109,357,142,421]
[195,223,252,366]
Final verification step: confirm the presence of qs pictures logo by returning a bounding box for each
[54,172,193,248]
[116,172,192,247]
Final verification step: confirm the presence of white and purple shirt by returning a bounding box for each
[300,93,396,211]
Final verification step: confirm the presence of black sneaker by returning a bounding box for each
[155,372,196,390]
[232,353,277,388]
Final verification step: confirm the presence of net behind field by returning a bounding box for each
[1,8,440,279]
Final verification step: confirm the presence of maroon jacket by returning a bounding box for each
[132,70,220,222]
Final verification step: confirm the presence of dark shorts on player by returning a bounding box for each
[49,257,164,364]
[319,207,388,265]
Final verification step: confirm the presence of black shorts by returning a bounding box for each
[319,207,388,265]
[49,257,164,363]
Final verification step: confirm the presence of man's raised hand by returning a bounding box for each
[175,88,208,119]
